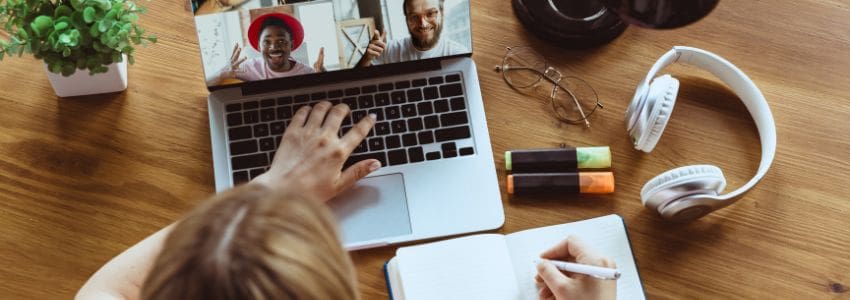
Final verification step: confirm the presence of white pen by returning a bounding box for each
[534,258,621,280]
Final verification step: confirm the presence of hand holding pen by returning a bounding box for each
[535,235,617,300]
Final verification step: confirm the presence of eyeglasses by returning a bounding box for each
[406,9,441,24]
[495,46,602,127]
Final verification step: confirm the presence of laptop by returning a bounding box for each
[192,0,503,249]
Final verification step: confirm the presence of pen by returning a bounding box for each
[534,258,621,280]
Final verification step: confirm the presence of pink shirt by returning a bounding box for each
[236,58,315,82]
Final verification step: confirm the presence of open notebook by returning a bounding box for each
[383,214,644,300]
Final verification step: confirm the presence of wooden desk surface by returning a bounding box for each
[1,0,849,299]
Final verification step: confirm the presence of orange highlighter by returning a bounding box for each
[507,172,615,195]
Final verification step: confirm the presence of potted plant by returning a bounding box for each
[0,0,156,97]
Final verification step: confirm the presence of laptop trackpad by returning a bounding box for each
[328,173,412,245]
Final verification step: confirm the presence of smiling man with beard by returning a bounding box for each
[356,0,467,68]
[209,13,322,85]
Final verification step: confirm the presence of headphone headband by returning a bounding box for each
[632,46,777,201]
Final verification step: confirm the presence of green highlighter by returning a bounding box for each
[505,146,611,172]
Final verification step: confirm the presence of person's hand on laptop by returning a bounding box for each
[254,101,380,203]
[534,235,617,300]
[356,30,387,68]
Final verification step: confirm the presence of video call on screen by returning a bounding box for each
[193,0,472,87]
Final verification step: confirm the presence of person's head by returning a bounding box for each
[140,183,358,300]
[403,0,445,50]
[259,18,294,72]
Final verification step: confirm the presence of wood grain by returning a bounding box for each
[1,0,849,299]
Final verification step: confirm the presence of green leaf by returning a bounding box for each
[130,36,141,44]
[61,62,76,76]
[54,21,69,31]
[59,33,71,44]
[111,51,120,63]
[90,24,100,37]
[50,61,62,73]
[54,5,73,18]
[83,7,96,23]
[70,0,84,11]
[62,47,70,57]
[98,19,108,32]
[127,54,134,64]
[147,35,156,43]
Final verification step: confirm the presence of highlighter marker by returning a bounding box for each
[505,147,611,173]
[506,172,615,195]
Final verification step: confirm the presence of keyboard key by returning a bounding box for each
[391,91,406,104]
[328,89,343,98]
[294,94,310,103]
[412,78,427,87]
[424,115,439,129]
[345,87,360,96]
[260,99,275,107]
[259,137,276,151]
[402,133,418,147]
[402,104,417,117]
[443,149,458,158]
[440,111,469,126]
[395,80,411,89]
[446,74,461,82]
[276,136,282,145]
[233,171,249,184]
[311,91,327,101]
[450,97,466,111]
[230,140,258,156]
[352,110,368,123]
[441,142,457,152]
[391,120,407,133]
[385,106,401,120]
[253,123,269,137]
[358,95,375,108]
[362,84,377,94]
[407,117,424,131]
[408,147,425,162]
[341,115,352,126]
[435,126,471,142]
[229,126,253,140]
[269,151,276,162]
[375,93,390,106]
[277,96,293,105]
[277,106,293,120]
[261,108,275,122]
[426,151,441,160]
[386,135,402,149]
[270,122,285,134]
[440,83,463,97]
[423,86,438,100]
[330,99,341,105]
[243,101,259,110]
[418,131,434,144]
[387,149,407,165]
[345,152,387,169]
[368,108,385,121]
[354,140,368,153]
[378,83,394,91]
[434,99,450,113]
[232,153,269,170]
[429,76,444,85]
[375,122,390,135]
[342,97,358,110]
[243,110,259,124]
[417,102,434,115]
[460,147,474,156]
[250,168,265,179]
[226,112,243,126]
[225,103,241,112]
[407,89,423,102]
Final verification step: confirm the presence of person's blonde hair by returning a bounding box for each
[140,183,358,300]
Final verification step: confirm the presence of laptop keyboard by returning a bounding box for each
[224,73,476,185]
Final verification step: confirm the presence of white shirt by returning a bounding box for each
[236,57,315,82]
[375,37,468,65]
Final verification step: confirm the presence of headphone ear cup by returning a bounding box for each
[636,74,679,152]
[641,165,727,212]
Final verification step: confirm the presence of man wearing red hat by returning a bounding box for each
[208,13,323,85]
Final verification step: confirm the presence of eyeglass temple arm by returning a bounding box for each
[553,83,591,127]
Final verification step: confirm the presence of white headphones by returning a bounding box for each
[625,46,777,222]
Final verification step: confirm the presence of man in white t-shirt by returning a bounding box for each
[208,13,323,86]
[356,0,467,68]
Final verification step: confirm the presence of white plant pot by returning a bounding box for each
[45,55,128,97]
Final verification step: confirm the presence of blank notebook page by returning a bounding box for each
[504,215,645,300]
[396,234,521,300]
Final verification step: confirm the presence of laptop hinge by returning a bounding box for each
[236,56,451,96]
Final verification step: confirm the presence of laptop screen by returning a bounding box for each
[192,0,472,88]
